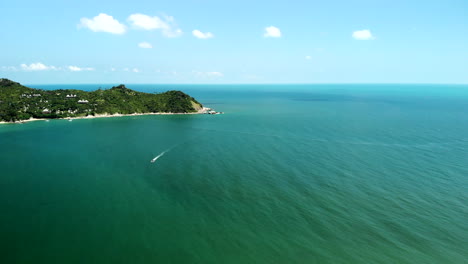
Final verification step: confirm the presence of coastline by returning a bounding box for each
[0,107,211,125]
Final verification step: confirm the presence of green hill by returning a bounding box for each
[0,79,203,122]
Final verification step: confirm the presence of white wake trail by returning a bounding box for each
[150,151,166,163]
[150,136,201,164]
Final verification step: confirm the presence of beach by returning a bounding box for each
[0,107,211,124]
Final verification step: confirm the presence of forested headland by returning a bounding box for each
[0,78,203,122]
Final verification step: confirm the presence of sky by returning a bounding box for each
[0,0,467,84]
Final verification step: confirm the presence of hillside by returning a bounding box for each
[0,79,203,122]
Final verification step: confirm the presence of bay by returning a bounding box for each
[1,84,467,263]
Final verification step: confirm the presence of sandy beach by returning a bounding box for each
[0,107,211,125]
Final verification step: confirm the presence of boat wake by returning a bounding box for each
[150,136,200,164]
[151,151,167,163]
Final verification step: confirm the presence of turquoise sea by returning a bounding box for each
[1,84,467,263]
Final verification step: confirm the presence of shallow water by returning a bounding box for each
[1,84,467,263]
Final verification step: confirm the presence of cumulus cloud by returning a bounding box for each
[132,68,140,73]
[305,55,312,60]
[264,26,281,38]
[78,13,126,34]
[192,30,214,39]
[352,29,374,40]
[128,13,165,30]
[138,42,153,48]
[68,66,94,72]
[128,13,182,37]
[20,63,58,71]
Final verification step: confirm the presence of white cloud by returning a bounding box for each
[17,63,94,72]
[305,56,312,60]
[111,67,116,71]
[121,67,140,72]
[192,30,214,39]
[68,66,94,72]
[128,13,182,37]
[20,63,58,71]
[193,71,224,78]
[264,26,281,38]
[352,29,374,40]
[138,42,153,49]
[78,13,126,34]
[128,13,165,30]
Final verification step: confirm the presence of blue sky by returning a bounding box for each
[1,0,467,84]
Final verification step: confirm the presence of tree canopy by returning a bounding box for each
[0,79,202,122]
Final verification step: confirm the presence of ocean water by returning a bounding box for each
[0,84,467,263]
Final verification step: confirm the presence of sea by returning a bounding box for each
[0,84,467,263]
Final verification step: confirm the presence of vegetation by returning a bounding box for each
[0,78,203,122]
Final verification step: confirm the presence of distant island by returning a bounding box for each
[0,78,212,123]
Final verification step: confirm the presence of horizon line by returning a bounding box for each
[24,82,468,86]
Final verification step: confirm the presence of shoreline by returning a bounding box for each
[0,107,211,125]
